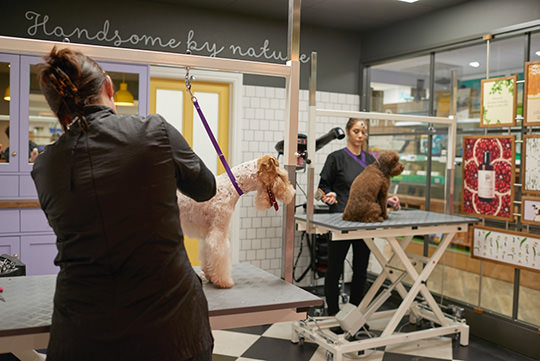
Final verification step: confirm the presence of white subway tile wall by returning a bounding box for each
[239,85,361,287]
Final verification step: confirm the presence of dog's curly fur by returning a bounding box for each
[177,155,295,288]
[342,150,404,223]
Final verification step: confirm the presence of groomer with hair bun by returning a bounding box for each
[318,118,400,317]
[31,47,216,361]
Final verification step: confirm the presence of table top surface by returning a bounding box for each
[0,263,322,337]
[295,209,479,232]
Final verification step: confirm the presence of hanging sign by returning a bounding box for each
[524,60,540,126]
[471,226,540,272]
[480,75,517,127]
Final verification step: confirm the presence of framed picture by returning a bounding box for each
[524,60,540,126]
[462,135,515,220]
[480,75,517,127]
[522,134,540,195]
[471,225,539,272]
[521,196,540,226]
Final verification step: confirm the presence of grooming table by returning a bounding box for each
[293,209,478,361]
[0,263,321,360]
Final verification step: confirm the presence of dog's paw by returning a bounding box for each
[213,278,235,289]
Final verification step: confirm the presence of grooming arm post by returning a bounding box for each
[281,0,301,283]
[306,51,317,233]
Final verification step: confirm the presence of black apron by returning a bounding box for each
[31,105,216,361]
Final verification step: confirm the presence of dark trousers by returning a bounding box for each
[324,239,370,316]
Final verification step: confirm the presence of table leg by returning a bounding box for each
[381,232,456,336]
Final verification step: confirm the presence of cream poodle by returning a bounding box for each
[177,155,295,288]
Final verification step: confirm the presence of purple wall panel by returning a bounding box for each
[0,210,20,233]
[0,236,20,257]
[20,209,51,233]
[20,234,58,275]
[19,174,38,197]
[0,175,19,198]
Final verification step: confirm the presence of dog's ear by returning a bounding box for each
[376,151,391,175]
[258,155,278,172]
[269,156,279,168]
[389,152,404,177]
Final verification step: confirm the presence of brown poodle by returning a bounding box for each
[342,150,404,223]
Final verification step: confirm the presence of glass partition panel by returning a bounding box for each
[530,31,540,62]
[0,62,10,165]
[21,56,147,172]
[28,63,57,157]
[518,268,540,326]
[368,123,449,209]
[26,69,141,156]
[370,55,431,135]
[108,71,140,116]
[479,262,514,317]
[434,43,487,216]
[434,43,486,130]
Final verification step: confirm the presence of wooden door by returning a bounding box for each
[150,78,230,265]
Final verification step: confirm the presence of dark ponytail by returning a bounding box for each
[37,47,107,132]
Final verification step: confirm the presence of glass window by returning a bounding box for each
[519,269,540,326]
[0,62,9,164]
[109,71,140,116]
[369,56,449,208]
[28,64,57,159]
[26,68,141,158]
[530,31,540,62]
[370,55,431,118]
[434,43,486,129]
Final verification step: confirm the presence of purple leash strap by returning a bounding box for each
[343,148,369,168]
[191,97,244,196]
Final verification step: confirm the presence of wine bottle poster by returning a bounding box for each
[522,134,540,195]
[462,135,515,220]
[471,226,540,272]
[524,60,540,126]
[480,75,517,128]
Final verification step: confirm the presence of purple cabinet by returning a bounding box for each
[0,176,19,198]
[20,234,58,275]
[0,208,57,274]
[20,209,50,232]
[0,209,19,233]
[0,236,20,258]
[1,52,149,275]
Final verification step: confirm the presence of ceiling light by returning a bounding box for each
[113,75,134,106]
[398,0,419,3]
[536,50,540,56]
[3,86,9,101]
[469,61,480,68]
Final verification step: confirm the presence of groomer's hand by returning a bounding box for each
[29,148,39,163]
[322,192,337,205]
[387,195,401,210]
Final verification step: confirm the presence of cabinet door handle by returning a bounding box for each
[11,151,16,157]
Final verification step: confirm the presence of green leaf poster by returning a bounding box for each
[472,226,539,271]
[480,75,517,128]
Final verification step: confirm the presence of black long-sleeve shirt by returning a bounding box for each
[318,148,376,213]
[31,105,216,361]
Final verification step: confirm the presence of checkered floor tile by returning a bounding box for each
[0,321,534,361]
[211,321,535,361]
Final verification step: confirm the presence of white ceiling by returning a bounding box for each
[150,0,472,32]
